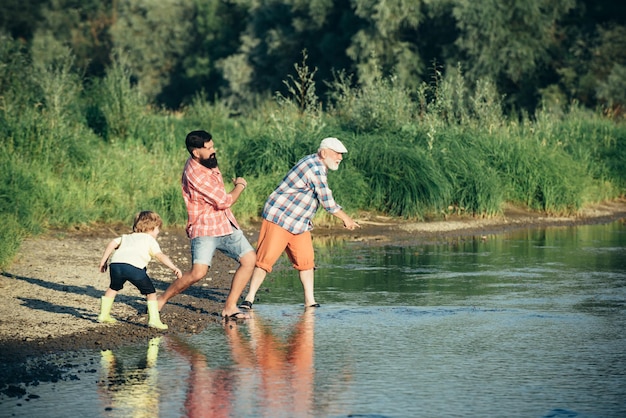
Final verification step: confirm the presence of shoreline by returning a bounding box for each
[1,199,625,360]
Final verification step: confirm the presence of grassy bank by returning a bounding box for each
[1,44,624,268]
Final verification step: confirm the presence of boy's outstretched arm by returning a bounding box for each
[99,239,119,273]
[155,252,183,279]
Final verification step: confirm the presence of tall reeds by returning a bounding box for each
[0,42,623,268]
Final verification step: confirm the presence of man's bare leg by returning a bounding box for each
[221,250,256,318]
[241,266,268,307]
[158,263,208,310]
[299,268,317,307]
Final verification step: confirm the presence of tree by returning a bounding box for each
[110,0,194,103]
[348,0,425,89]
[32,0,114,77]
[589,25,626,113]
[0,0,47,41]
[219,0,359,106]
[452,0,576,111]
[159,0,249,108]
[546,0,626,111]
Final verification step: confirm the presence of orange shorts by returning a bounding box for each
[255,219,315,273]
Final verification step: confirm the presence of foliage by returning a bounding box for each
[0,35,32,96]
[0,213,27,269]
[434,131,504,216]
[452,0,576,84]
[596,64,626,111]
[350,133,451,218]
[85,51,149,141]
[0,41,624,269]
[109,0,195,102]
[348,0,425,89]
[30,0,113,76]
[3,0,626,114]
[326,67,417,133]
[277,50,321,116]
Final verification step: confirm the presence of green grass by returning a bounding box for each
[0,44,624,268]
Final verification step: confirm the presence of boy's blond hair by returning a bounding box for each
[132,211,163,233]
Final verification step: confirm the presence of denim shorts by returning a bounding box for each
[191,228,254,266]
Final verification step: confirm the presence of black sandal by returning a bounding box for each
[239,300,253,310]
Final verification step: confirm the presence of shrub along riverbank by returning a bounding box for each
[1,47,624,268]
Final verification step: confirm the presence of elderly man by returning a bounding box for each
[240,137,360,309]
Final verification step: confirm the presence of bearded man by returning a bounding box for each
[157,130,255,320]
[239,137,360,310]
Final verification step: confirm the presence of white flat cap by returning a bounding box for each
[319,137,348,153]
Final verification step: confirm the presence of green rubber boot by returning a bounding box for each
[147,300,168,330]
[97,296,117,324]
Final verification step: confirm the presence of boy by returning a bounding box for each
[98,210,182,329]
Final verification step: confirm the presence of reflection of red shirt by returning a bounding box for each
[182,157,239,239]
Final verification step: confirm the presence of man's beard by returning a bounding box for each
[323,157,340,171]
[200,153,218,169]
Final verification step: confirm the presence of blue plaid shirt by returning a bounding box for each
[263,153,342,234]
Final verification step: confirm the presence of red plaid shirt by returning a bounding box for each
[181,157,240,239]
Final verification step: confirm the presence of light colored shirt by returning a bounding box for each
[109,233,161,269]
[182,157,240,239]
[263,153,342,234]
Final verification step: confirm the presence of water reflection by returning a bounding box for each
[167,335,234,417]
[3,220,625,417]
[94,310,318,417]
[243,308,315,416]
[98,337,162,417]
[167,308,316,417]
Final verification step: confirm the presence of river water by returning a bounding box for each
[1,221,625,417]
